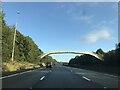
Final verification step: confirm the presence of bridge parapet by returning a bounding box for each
[38,51,104,61]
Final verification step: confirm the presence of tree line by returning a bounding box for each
[69,44,120,67]
[1,12,57,64]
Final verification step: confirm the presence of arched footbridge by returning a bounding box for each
[39,51,103,61]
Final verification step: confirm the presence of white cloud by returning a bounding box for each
[73,15,93,23]
[92,20,117,28]
[59,3,94,23]
[80,27,113,43]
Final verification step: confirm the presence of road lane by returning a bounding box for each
[2,68,50,88]
[2,65,118,88]
[33,65,103,88]
[71,67,119,88]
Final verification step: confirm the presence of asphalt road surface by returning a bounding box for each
[1,64,119,89]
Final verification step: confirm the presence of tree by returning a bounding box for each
[96,48,105,59]
[2,13,44,63]
[2,24,14,61]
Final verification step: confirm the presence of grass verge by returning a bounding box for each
[2,60,40,73]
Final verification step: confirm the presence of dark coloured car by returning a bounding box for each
[46,62,52,68]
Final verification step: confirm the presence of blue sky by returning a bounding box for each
[3,2,118,62]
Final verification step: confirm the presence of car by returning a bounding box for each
[46,62,52,68]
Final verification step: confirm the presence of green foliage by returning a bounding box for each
[69,48,119,67]
[41,55,57,64]
[103,50,118,66]
[1,14,35,63]
[2,25,13,61]
[96,48,105,55]
[2,24,43,63]
[119,43,120,48]
[0,11,6,26]
[2,12,57,64]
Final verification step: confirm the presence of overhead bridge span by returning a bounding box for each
[39,51,103,61]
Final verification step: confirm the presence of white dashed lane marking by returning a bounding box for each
[40,76,45,80]
[104,87,107,89]
[82,76,91,81]
[29,87,32,89]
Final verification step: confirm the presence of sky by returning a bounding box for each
[2,2,118,62]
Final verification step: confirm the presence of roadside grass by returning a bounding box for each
[2,60,40,72]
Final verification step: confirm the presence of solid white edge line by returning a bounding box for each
[40,76,45,80]
[82,76,91,81]
[19,70,32,74]
[0,67,44,79]
[103,73,118,78]
[0,70,32,79]
[0,73,19,79]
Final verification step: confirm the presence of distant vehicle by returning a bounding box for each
[62,63,68,66]
[46,62,52,68]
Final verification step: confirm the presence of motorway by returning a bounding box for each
[1,64,119,89]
